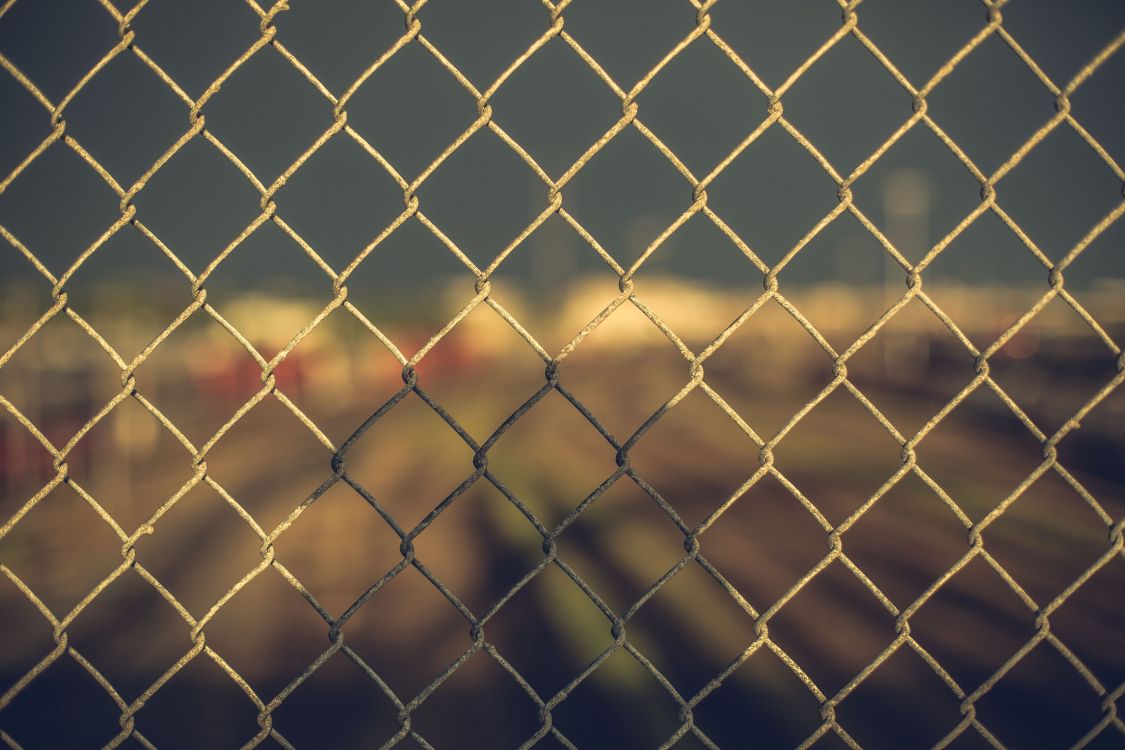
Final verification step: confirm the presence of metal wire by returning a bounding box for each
[0,0,1123,748]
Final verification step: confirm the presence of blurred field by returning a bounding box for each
[1,280,1123,749]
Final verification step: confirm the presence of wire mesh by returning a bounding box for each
[0,0,1123,748]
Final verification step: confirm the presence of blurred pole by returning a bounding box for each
[531,202,575,318]
[3,287,30,497]
[883,169,931,381]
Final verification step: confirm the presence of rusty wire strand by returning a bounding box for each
[0,0,1123,747]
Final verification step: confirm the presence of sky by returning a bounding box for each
[0,0,1122,302]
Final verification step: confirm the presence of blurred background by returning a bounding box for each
[1,0,1124,748]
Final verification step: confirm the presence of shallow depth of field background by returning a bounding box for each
[1,0,1124,748]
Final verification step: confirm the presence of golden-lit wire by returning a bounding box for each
[0,0,1122,747]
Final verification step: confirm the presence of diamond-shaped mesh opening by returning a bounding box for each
[0,0,119,102]
[124,308,259,444]
[0,140,121,276]
[1003,0,1125,84]
[693,645,824,748]
[490,37,622,178]
[204,397,335,531]
[346,41,479,180]
[135,482,267,618]
[637,37,768,174]
[1065,215,1125,291]
[129,651,266,749]
[784,35,913,170]
[203,48,335,179]
[565,124,688,268]
[487,212,619,354]
[273,480,403,615]
[709,0,842,88]
[627,387,760,530]
[845,297,978,436]
[975,640,1109,749]
[624,562,755,697]
[987,297,1121,436]
[415,0,546,86]
[497,202,613,285]
[343,217,476,344]
[1055,387,1125,521]
[705,300,837,438]
[1001,124,1123,260]
[637,211,760,292]
[708,124,840,266]
[60,226,193,356]
[837,645,965,750]
[910,555,1036,691]
[550,647,686,748]
[0,411,56,517]
[63,52,186,185]
[851,124,984,264]
[0,280,54,358]
[555,476,687,614]
[485,563,613,699]
[0,482,123,616]
[272,0,407,94]
[416,128,538,268]
[0,651,124,748]
[267,311,402,444]
[65,571,194,704]
[927,33,1056,174]
[0,573,57,682]
[131,0,261,97]
[704,474,832,612]
[412,479,543,616]
[631,213,763,350]
[340,564,473,699]
[924,209,1048,347]
[766,562,898,698]
[342,392,475,532]
[1049,555,1125,689]
[131,134,264,273]
[555,302,687,437]
[0,311,123,435]
[202,221,335,359]
[409,649,544,748]
[487,388,619,530]
[842,473,969,610]
[779,214,892,351]
[984,469,1114,606]
[59,395,194,531]
[856,0,984,84]
[269,650,401,748]
[204,565,330,701]
[273,131,405,270]
[914,384,1047,521]
[564,0,691,86]
[410,306,545,441]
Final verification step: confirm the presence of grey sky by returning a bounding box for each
[0,0,1122,303]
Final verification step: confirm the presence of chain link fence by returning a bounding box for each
[1,0,1123,747]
